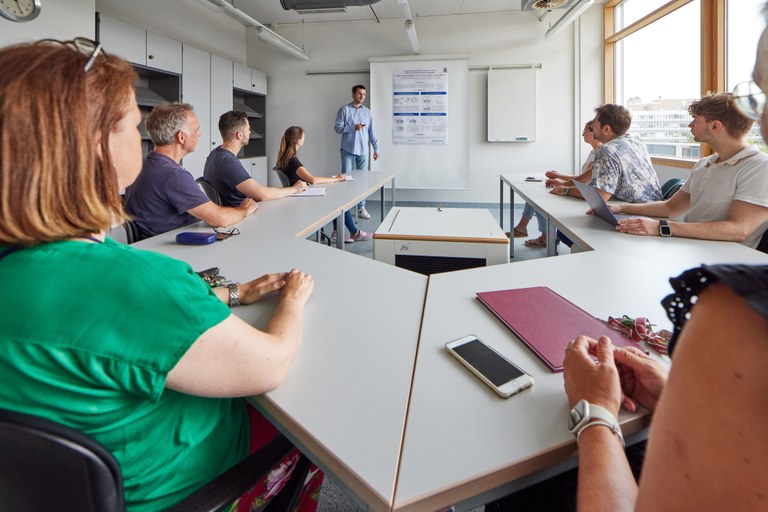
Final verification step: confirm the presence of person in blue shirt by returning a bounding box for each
[334,84,380,219]
[204,110,307,207]
[124,103,258,239]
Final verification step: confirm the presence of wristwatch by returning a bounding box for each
[659,219,672,237]
[226,283,240,307]
[568,399,624,445]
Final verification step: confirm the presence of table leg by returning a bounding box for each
[509,186,515,260]
[380,185,385,222]
[499,178,504,231]
[337,211,345,250]
[546,219,557,257]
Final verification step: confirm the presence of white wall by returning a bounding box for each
[0,0,95,44]
[248,9,606,203]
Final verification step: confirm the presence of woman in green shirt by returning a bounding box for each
[0,40,321,511]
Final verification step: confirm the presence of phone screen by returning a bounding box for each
[452,338,525,386]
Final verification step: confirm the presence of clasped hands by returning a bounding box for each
[563,335,668,418]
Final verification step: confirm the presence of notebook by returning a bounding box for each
[476,286,646,373]
[294,187,327,197]
[573,181,635,226]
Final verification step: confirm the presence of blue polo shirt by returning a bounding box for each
[124,152,210,238]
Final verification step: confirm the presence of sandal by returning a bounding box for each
[524,236,547,248]
[512,227,528,238]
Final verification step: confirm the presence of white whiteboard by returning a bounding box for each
[487,67,537,142]
[370,56,469,190]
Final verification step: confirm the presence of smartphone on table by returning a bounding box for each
[445,335,534,398]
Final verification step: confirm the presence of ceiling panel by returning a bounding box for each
[221,0,528,26]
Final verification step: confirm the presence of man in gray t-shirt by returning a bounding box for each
[607,93,768,248]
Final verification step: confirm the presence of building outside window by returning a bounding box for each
[606,0,767,164]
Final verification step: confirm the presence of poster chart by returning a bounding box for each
[392,68,448,145]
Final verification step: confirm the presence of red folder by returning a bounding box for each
[476,286,645,373]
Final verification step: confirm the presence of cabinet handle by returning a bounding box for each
[148,54,154,60]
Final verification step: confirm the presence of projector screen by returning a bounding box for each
[369,56,469,189]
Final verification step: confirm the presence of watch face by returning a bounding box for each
[0,0,41,22]
[567,400,587,431]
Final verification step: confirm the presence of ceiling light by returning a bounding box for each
[405,20,419,54]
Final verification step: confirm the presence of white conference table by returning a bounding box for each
[134,234,426,512]
[501,172,768,265]
[394,251,687,512]
[203,169,395,249]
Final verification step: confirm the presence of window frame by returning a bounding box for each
[603,0,726,167]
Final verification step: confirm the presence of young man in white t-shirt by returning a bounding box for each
[607,93,768,249]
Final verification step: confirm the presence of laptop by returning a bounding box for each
[573,181,635,227]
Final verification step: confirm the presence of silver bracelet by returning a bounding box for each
[226,283,240,307]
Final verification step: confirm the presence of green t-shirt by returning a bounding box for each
[0,238,248,511]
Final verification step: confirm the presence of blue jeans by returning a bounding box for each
[341,148,368,207]
[333,210,358,235]
[522,203,547,234]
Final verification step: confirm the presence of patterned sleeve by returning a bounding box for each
[661,264,768,355]
[591,149,619,194]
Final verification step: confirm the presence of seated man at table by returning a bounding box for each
[551,103,662,204]
[608,93,768,248]
[203,110,307,206]
[124,103,258,239]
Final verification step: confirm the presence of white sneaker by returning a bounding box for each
[358,206,371,220]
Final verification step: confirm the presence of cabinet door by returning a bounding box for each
[251,69,268,95]
[97,13,146,66]
[210,55,233,150]
[249,157,268,185]
[146,31,182,74]
[181,45,211,179]
[233,62,251,91]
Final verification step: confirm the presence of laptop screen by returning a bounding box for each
[572,181,620,226]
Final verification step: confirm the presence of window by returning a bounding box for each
[609,1,701,163]
[727,0,766,151]
[605,0,767,165]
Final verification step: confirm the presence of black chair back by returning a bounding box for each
[273,167,291,188]
[123,220,143,244]
[757,229,768,254]
[0,408,124,511]
[196,177,223,206]
[661,178,685,200]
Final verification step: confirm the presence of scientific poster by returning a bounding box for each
[392,68,448,145]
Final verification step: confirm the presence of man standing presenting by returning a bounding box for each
[204,110,306,207]
[609,93,768,247]
[335,84,380,219]
[124,103,258,239]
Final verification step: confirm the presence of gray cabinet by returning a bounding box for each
[97,13,181,74]
[181,45,212,179]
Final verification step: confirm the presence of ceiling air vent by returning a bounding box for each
[281,0,381,11]
[522,0,569,10]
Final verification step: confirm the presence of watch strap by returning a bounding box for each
[576,420,625,446]
[227,283,240,307]
[659,219,672,237]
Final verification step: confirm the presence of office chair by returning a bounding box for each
[274,167,331,246]
[274,167,292,188]
[661,178,685,200]
[195,177,223,206]
[122,220,143,245]
[0,407,311,512]
[757,229,768,254]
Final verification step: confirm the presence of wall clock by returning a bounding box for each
[0,0,42,22]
